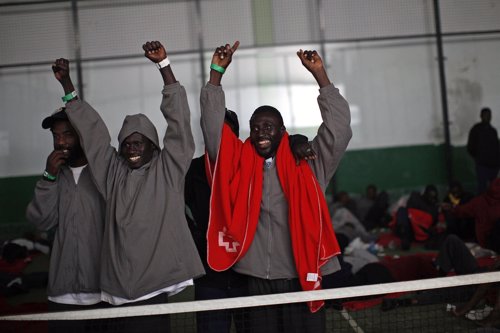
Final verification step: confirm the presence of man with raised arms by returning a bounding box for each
[201,42,352,333]
[52,41,204,333]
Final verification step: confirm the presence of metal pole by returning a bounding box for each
[317,0,337,196]
[317,0,327,68]
[195,0,206,86]
[433,0,453,185]
[71,0,85,101]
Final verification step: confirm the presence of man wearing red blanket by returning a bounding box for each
[201,41,352,333]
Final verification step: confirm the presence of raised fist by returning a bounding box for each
[52,58,70,83]
[143,41,167,64]
[296,49,324,73]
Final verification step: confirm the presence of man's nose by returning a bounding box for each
[56,137,66,146]
[127,145,138,154]
[260,127,272,135]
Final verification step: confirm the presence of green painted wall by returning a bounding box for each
[0,145,476,228]
[333,144,475,195]
[0,175,39,239]
[0,175,39,224]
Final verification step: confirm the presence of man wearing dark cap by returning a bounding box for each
[26,107,106,332]
[51,41,204,333]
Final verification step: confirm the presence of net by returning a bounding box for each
[1,271,499,332]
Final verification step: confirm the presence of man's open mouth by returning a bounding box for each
[129,156,140,162]
[257,139,271,148]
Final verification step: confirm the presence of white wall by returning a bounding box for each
[1,0,500,177]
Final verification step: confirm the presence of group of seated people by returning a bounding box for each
[328,177,500,329]
[331,177,500,252]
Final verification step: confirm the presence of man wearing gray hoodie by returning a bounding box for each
[52,41,204,333]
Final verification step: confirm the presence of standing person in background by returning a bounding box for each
[26,107,105,333]
[51,40,204,333]
[201,41,352,333]
[467,107,500,194]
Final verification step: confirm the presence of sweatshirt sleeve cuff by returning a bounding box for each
[318,83,336,95]
[162,81,181,94]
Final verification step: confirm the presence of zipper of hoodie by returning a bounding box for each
[72,174,82,290]
[265,169,272,279]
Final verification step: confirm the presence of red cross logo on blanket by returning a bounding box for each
[218,227,240,253]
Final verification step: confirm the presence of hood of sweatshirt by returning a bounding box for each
[117,113,160,153]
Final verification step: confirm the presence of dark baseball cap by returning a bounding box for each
[41,107,68,129]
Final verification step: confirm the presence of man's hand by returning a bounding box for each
[292,142,317,165]
[52,58,76,95]
[143,41,167,63]
[297,49,331,88]
[211,41,240,70]
[289,134,316,165]
[52,58,71,83]
[143,41,176,84]
[297,50,324,72]
[45,150,67,176]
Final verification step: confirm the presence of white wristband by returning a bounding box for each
[156,58,170,69]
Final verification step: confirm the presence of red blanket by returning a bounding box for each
[206,124,340,312]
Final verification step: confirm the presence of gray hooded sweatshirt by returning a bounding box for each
[66,82,205,300]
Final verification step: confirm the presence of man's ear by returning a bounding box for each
[280,126,286,134]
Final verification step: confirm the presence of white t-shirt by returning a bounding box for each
[101,279,193,306]
[49,293,102,305]
[70,165,86,184]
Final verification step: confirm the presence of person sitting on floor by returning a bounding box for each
[356,184,391,231]
[393,185,442,250]
[442,180,475,241]
[441,178,500,250]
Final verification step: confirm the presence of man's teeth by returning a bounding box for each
[258,140,270,146]
[62,149,69,154]
[129,156,140,162]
